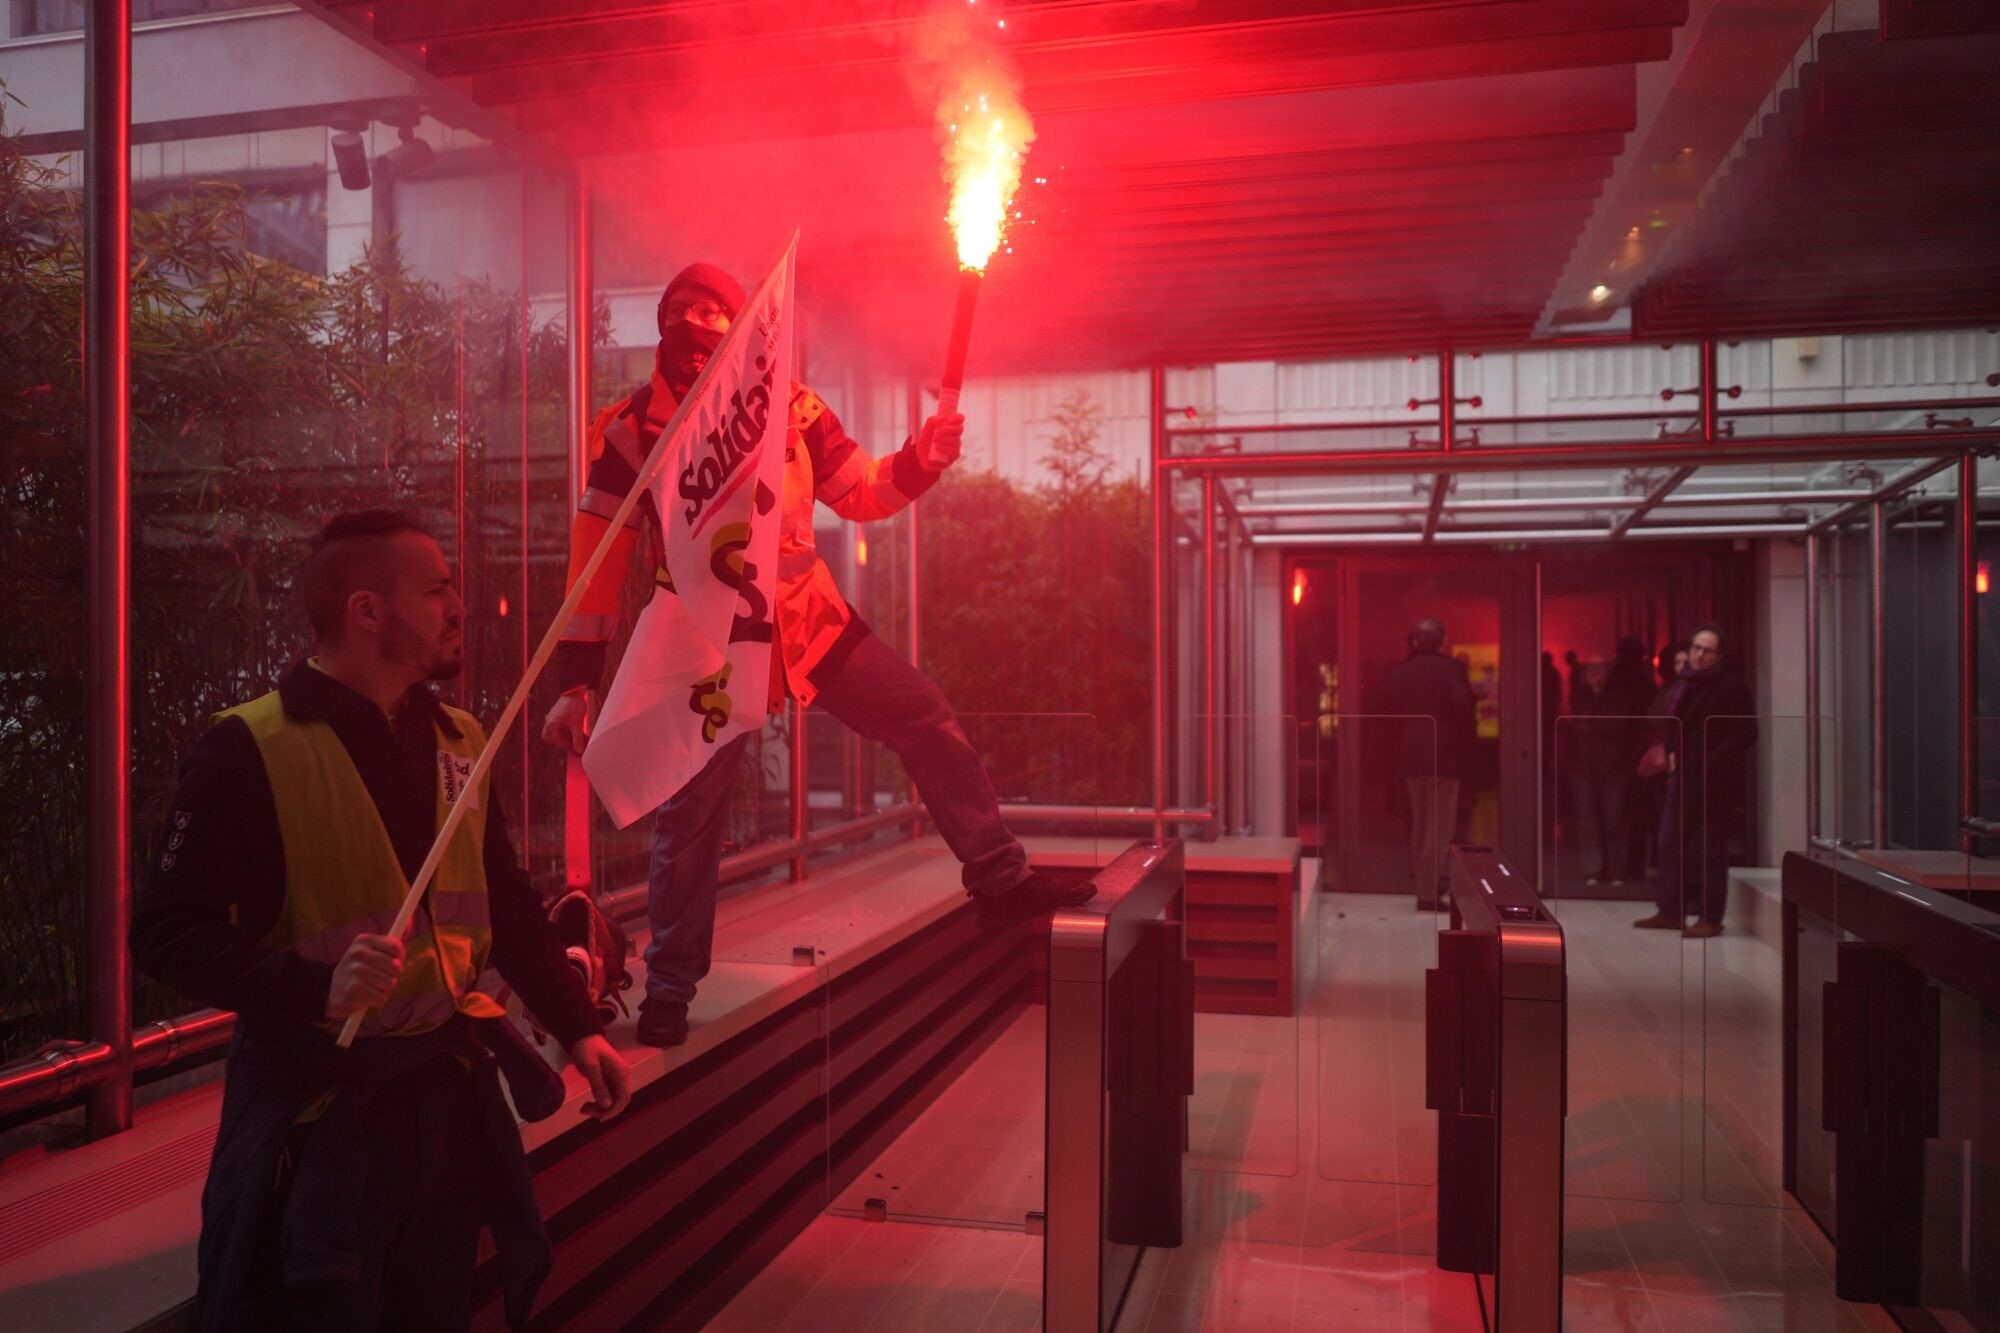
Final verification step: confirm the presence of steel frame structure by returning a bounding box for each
[8,3,1993,1145]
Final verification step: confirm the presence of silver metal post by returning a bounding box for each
[790,697,809,881]
[566,165,592,501]
[1151,367,1168,841]
[1201,475,1217,825]
[563,167,593,890]
[1871,503,1889,849]
[1961,455,1979,852]
[84,0,134,1140]
[1805,532,1821,841]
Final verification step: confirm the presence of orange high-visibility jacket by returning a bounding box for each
[554,364,938,709]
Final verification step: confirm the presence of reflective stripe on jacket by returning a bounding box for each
[215,688,508,1038]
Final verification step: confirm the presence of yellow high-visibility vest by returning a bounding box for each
[217,680,507,1038]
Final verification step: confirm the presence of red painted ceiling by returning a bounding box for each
[310,1,2000,375]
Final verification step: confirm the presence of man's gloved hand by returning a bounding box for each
[916,411,965,474]
[541,687,596,755]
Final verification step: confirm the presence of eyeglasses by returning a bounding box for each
[664,299,729,327]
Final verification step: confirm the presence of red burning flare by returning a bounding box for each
[934,43,1034,415]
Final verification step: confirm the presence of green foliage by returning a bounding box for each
[0,119,610,1061]
[917,392,1150,805]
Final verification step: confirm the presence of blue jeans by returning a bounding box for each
[643,625,1030,1004]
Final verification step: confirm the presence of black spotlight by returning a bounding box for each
[331,130,370,191]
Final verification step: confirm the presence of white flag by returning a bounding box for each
[582,238,796,827]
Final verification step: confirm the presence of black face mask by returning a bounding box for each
[657,320,725,395]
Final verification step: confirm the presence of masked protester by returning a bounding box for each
[541,263,1086,1048]
[131,509,632,1331]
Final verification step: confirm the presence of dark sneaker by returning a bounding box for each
[636,998,690,1048]
[1632,912,1684,929]
[974,870,1094,930]
[1683,921,1723,940]
[1583,872,1623,888]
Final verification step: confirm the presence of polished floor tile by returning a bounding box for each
[711,889,1899,1331]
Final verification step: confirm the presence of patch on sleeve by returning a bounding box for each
[789,384,827,435]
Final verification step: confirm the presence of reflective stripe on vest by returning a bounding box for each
[218,685,508,1038]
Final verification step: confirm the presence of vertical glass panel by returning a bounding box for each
[1911,791,2000,1330]
[1315,713,1440,1188]
[1552,715,1685,1204]
[1695,715,1831,1209]
[1884,486,1964,853]
[1180,714,1303,1180]
[1,57,86,1062]
[821,711,1095,1232]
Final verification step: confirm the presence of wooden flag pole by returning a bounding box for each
[337,230,799,1048]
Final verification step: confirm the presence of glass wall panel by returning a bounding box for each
[1181,714,1303,1181]
[1694,716,1837,1209]
[1552,716,1686,1205]
[108,14,586,1047]
[1314,714,1440,1188]
[821,711,1095,1233]
[0,58,85,1065]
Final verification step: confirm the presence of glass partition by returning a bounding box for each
[1179,714,1304,1181]
[1694,715,1837,1209]
[1,82,86,1065]
[820,711,1096,1233]
[113,2,585,1045]
[1314,714,1441,1189]
[1789,723,1999,1330]
[1550,714,1686,1204]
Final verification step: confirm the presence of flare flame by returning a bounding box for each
[942,80,1034,271]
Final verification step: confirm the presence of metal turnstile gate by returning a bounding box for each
[1045,840,1193,1332]
[1427,844,1567,1329]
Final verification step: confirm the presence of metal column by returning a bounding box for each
[1201,475,1218,825]
[1150,367,1169,841]
[1961,455,1980,851]
[1871,504,1888,848]
[1806,532,1821,841]
[1699,337,1719,442]
[566,166,593,501]
[84,0,134,1139]
[563,167,593,890]
[790,698,809,881]
[907,380,923,674]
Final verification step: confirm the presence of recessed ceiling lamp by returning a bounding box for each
[1590,284,1612,303]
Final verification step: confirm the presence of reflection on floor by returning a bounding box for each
[713,892,1901,1331]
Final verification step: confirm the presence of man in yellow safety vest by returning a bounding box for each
[133,508,632,1331]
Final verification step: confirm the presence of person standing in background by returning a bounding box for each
[1563,651,1648,887]
[1366,617,1477,909]
[1635,624,1757,937]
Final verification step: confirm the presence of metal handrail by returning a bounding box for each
[0,1008,234,1119]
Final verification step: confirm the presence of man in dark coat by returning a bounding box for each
[1634,623,1757,937]
[1365,617,1477,906]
